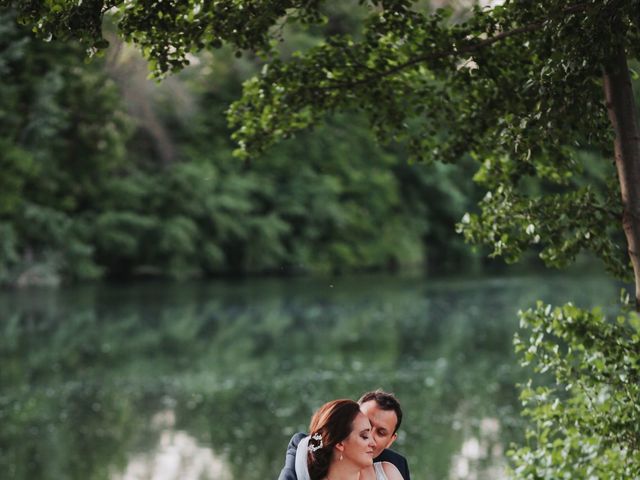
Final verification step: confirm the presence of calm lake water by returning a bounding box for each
[0,272,620,480]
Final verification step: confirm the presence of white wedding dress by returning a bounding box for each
[373,462,389,480]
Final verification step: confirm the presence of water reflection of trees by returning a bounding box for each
[0,274,617,479]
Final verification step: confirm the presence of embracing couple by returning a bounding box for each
[278,390,410,480]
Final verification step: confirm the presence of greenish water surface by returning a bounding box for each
[0,273,620,480]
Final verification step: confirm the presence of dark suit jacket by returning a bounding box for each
[277,432,410,480]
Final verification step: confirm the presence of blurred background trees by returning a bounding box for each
[0,6,487,285]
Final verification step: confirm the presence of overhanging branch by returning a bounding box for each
[318,2,593,91]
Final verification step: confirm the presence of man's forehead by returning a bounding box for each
[360,400,398,430]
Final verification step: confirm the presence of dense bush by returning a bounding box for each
[510,302,640,478]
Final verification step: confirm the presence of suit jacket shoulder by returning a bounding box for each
[375,448,410,480]
[277,432,306,480]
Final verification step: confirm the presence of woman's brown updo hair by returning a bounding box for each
[307,399,361,480]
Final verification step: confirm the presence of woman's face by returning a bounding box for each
[340,411,376,468]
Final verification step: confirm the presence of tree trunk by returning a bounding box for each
[603,46,640,310]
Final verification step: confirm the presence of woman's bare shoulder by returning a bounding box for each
[381,461,403,480]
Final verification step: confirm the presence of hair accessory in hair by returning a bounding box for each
[308,432,323,452]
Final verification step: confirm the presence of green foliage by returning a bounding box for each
[458,181,627,279]
[0,10,129,282]
[11,0,633,278]
[221,0,638,279]
[0,6,487,282]
[510,302,640,478]
[249,115,428,272]
[0,141,35,216]
[223,2,625,159]
[3,0,640,285]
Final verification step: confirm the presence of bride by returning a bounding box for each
[295,399,403,480]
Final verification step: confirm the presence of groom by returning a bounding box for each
[277,389,411,480]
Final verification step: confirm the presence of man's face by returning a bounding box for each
[359,400,398,458]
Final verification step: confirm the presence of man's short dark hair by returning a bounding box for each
[357,389,403,434]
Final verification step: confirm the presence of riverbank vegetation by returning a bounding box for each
[1,8,486,286]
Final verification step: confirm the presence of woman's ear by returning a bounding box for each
[335,442,345,453]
